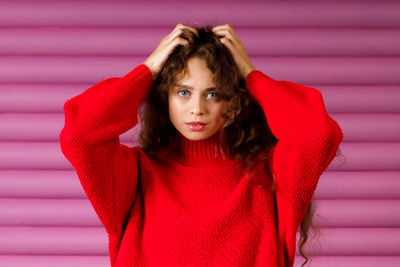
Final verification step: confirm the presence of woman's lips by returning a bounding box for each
[185,122,206,131]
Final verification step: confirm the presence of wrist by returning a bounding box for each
[244,67,256,80]
[143,62,156,78]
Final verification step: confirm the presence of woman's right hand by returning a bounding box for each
[143,23,199,77]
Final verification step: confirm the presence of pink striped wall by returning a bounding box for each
[1,0,400,266]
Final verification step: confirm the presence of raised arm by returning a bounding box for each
[59,64,152,236]
[212,23,343,266]
[245,70,343,266]
[59,23,200,237]
[245,70,343,218]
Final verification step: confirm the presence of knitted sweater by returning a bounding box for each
[59,64,343,267]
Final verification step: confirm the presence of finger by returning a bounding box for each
[213,24,238,38]
[212,25,223,30]
[219,37,234,50]
[163,25,182,41]
[166,27,190,43]
[176,23,199,37]
[213,29,232,38]
[212,26,225,34]
[213,29,237,45]
[175,37,189,47]
[212,24,233,32]
[167,27,197,45]
[185,26,200,37]
[174,36,188,44]
[212,24,230,30]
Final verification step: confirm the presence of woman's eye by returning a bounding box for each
[207,92,218,98]
[178,90,190,97]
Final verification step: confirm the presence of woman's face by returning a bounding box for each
[168,57,227,141]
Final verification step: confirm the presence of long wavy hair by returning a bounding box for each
[136,24,343,266]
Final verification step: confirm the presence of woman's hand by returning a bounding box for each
[212,24,255,79]
[143,23,198,77]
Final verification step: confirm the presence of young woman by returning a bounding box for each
[60,23,343,267]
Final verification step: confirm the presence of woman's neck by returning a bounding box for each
[166,132,233,165]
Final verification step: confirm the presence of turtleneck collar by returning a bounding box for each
[164,132,235,166]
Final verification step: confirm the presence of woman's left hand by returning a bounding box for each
[212,24,256,79]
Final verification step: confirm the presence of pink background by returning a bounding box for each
[0,0,400,266]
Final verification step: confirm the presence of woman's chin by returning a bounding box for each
[181,132,211,141]
[178,128,222,141]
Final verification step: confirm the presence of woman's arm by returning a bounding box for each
[213,24,343,265]
[213,22,343,226]
[245,70,343,220]
[59,64,152,236]
[60,23,197,237]
[245,70,343,266]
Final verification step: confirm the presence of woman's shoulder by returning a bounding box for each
[127,145,152,159]
[127,144,170,165]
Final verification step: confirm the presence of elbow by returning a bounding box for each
[314,90,343,145]
[319,116,344,159]
[328,115,344,146]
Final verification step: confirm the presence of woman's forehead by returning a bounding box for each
[174,72,217,86]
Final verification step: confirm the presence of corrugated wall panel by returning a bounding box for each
[0,1,399,266]
[1,1,400,27]
[1,226,400,255]
[1,199,400,227]
[1,56,400,84]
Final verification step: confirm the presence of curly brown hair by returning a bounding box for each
[139,25,276,167]
[136,24,340,266]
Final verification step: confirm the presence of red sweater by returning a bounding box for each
[59,64,343,267]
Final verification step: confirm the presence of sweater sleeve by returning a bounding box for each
[245,70,343,266]
[59,64,153,236]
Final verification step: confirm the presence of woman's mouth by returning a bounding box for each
[185,122,206,131]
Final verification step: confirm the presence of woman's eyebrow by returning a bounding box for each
[175,84,216,90]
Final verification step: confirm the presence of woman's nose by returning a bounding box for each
[190,96,205,115]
